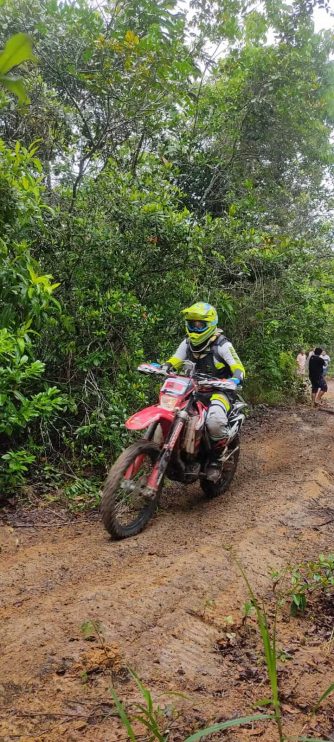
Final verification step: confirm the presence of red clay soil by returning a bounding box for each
[1,382,334,742]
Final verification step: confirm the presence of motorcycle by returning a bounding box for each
[101,362,247,539]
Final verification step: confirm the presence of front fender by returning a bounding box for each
[125,404,174,431]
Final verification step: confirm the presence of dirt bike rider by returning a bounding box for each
[162,302,245,483]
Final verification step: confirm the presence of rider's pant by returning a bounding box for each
[206,393,231,441]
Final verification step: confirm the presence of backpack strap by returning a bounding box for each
[185,331,229,361]
[212,332,228,362]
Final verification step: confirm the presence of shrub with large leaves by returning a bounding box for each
[0,328,64,489]
[0,32,35,103]
[0,136,64,492]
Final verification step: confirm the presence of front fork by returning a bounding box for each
[143,420,159,440]
[146,410,189,494]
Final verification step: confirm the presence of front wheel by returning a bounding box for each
[101,440,162,539]
[201,435,240,499]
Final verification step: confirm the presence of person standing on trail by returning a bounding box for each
[308,347,327,407]
[163,301,245,482]
[296,349,306,376]
[321,349,331,376]
[305,349,314,376]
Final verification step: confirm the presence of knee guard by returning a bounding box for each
[206,393,230,441]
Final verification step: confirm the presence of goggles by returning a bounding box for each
[186,320,208,333]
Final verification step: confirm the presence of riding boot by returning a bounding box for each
[205,431,229,483]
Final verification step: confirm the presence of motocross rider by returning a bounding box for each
[163,302,245,482]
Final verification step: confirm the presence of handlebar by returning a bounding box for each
[197,378,238,391]
[137,363,169,377]
[137,364,240,391]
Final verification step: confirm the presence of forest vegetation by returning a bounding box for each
[0,0,333,496]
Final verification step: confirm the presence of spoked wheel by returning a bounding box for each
[101,440,162,539]
[201,435,240,499]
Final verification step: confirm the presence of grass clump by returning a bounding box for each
[111,557,334,741]
[287,554,334,616]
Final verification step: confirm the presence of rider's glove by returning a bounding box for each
[231,377,241,385]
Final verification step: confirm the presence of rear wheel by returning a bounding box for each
[101,440,162,539]
[201,435,240,499]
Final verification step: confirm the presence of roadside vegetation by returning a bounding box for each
[0,0,333,498]
[82,554,334,741]
[1,9,333,741]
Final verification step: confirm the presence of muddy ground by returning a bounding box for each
[1,382,334,742]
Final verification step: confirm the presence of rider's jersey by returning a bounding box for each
[167,331,245,380]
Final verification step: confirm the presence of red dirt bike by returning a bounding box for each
[101,362,246,539]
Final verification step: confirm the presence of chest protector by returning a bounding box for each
[186,333,232,378]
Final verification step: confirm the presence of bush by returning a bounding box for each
[0,138,64,493]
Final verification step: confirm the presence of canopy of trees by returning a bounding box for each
[0,0,333,493]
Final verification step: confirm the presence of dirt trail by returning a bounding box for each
[1,383,334,742]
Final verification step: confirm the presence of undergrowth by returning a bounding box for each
[110,557,334,741]
[286,554,334,616]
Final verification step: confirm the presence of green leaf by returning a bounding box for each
[80,620,98,640]
[184,714,273,741]
[17,337,25,354]
[0,33,35,75]
[254,697,272,707]
[313,682,334,712]
[0,75,29,103]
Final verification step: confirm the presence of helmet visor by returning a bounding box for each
[186,320,208,334]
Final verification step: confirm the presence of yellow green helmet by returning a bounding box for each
[182,302,218,348]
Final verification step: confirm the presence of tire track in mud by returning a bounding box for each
[0,384,333,740]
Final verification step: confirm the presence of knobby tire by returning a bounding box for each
[101,440,161,539]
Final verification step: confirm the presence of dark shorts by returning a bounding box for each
[311,377,327,393]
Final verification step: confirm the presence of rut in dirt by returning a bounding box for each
[0,383,333,741]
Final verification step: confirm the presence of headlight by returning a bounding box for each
[159,394,179,410]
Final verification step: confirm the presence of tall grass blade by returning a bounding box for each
[133,709,166,741]
[184,713,273,741]
[235,558,284,741]
[129,670,166,741]
[131,669,154,712]
[110,688,136,742]
[313,681,334,712]
[133,713,166,740]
